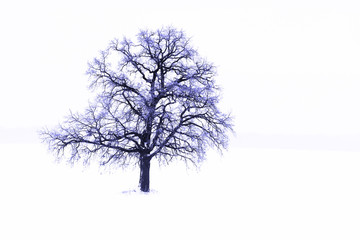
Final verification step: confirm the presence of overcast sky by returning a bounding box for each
[1,0,360,144]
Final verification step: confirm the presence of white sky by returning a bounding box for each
[1,0,360,142]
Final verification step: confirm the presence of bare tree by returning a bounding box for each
[41,27,233,192]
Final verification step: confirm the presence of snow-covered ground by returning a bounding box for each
[1,143,360,239]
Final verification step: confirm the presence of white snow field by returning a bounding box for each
[1,143,360,240]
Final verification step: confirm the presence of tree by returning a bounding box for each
[41,27,233,192]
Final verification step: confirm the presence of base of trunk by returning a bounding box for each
[139,155,151,192]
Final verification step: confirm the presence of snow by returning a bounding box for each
[1,143,360,239]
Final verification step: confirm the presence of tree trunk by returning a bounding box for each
[139,155,151,192]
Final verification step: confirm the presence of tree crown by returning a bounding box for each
[41,27,233,168]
